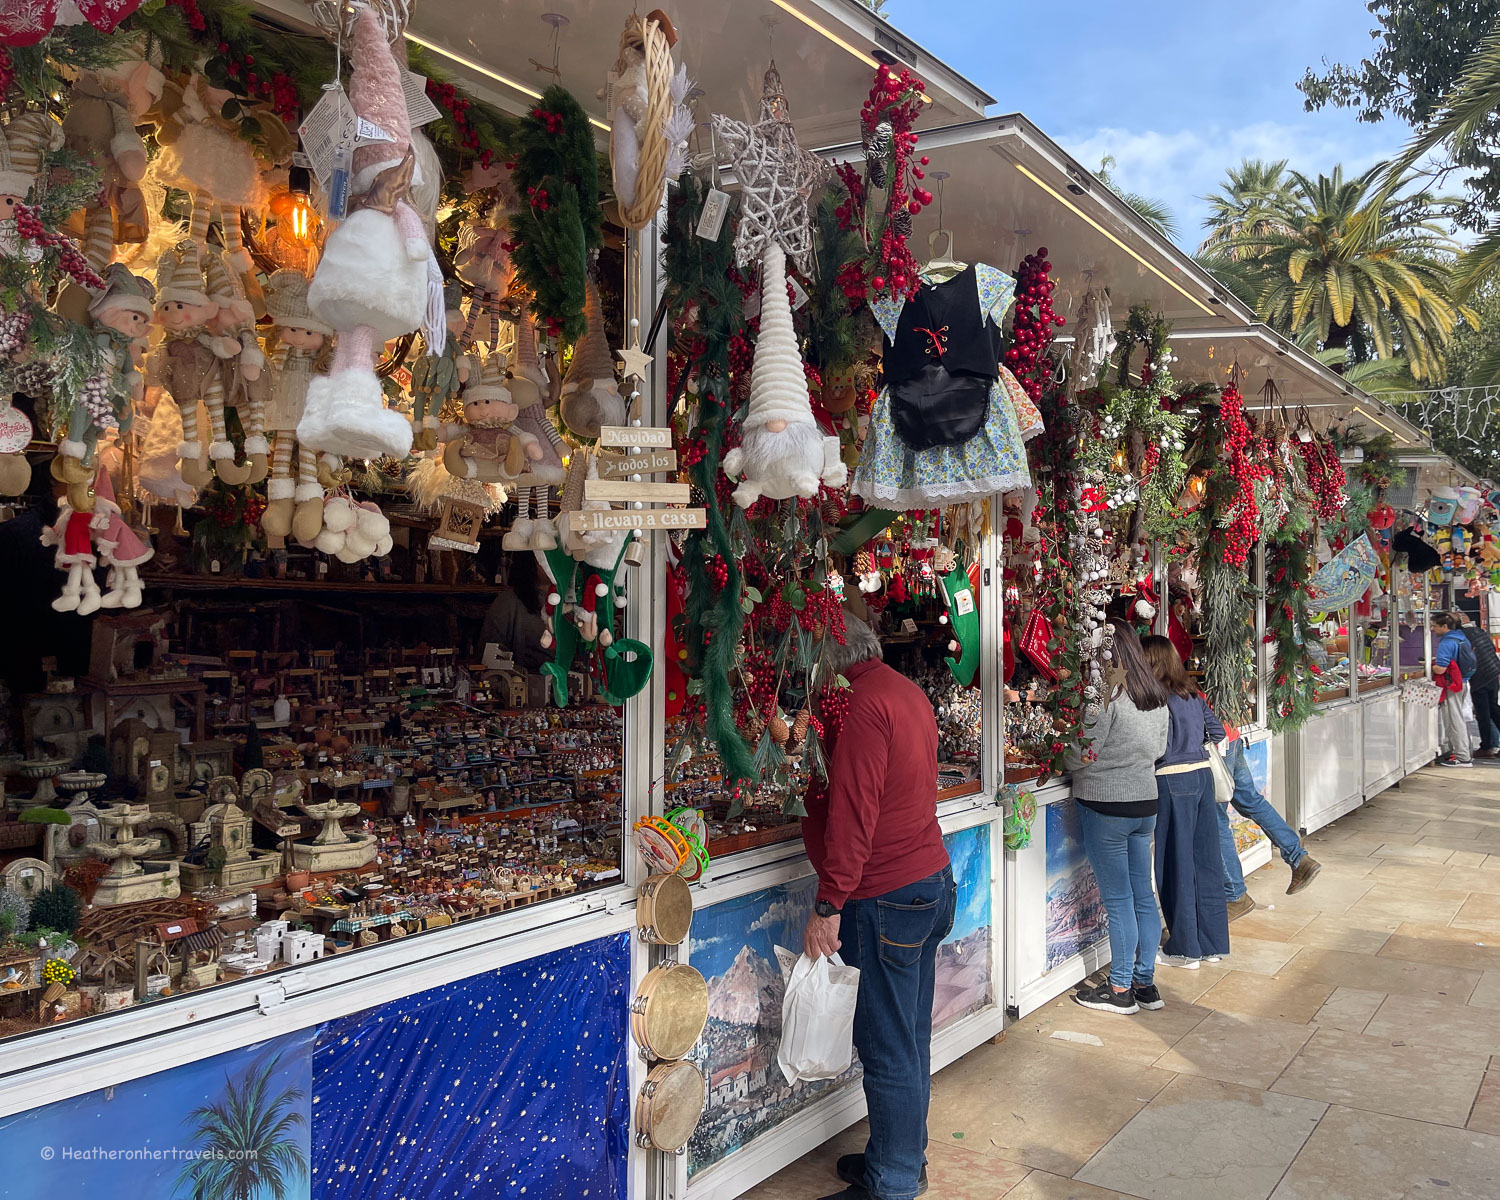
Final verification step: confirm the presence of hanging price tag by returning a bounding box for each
[355,116,396,146]
[298,84,356,190]
[402,69,443,128]
[695,187,730,241]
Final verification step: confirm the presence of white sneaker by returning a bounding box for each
[1156,952,1201,970]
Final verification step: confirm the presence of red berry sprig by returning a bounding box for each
[1297,434,1346,522]
[859,64,930,302]
[13,204,104,290]
[1005,248,1065,402]
[1217,383,1263,567]
[427,79,485,154]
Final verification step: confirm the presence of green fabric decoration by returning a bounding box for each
[939,563,980,686]
[830,507,897,556]
[539,537,653,707]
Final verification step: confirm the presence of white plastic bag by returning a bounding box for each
[774,946,860,1084]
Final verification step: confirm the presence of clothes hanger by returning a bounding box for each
[921,173,966,282]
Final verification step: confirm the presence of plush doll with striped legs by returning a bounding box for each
[408,279,473,453]
[61,65,155,273]
[503,314,566,550]
[260,270,334,544]
[151,240,242,490]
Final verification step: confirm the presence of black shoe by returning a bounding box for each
[1133,984,1165,1010]
[1436,755,1467,767]
[1072,982,1139,1014]
[835,1154,929,1196]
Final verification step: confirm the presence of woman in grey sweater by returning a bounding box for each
[1064,623,1171,1015]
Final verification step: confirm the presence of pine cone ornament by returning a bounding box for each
[890,204,913,240]
[769,714,790,746]
[864,121,892,187]
[790,708,811,748]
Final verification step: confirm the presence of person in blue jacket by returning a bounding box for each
[1434,611,1477,766]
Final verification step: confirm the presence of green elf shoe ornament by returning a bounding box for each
[939,559,980,687]
[539,536,653,707]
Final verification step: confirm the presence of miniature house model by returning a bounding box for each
[179,774,279,891]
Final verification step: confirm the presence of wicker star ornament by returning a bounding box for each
[712,62,832,272]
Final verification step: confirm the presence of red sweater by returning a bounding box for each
[802,658,949,908]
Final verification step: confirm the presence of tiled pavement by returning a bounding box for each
[743,764,1500,1200]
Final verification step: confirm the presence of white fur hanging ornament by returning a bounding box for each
[721,242,846,506]
[606,10,694,230]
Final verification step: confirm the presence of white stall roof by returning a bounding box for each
[818,115,1255,329]
[255,0,990,143]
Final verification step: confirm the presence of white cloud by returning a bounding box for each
[1056,120,1406,249]
[748,894,813,934]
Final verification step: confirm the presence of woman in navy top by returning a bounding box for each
[1141,636,1231,966]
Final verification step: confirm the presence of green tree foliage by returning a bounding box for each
[1096,156,1179,241]
[1299,0,1500,231]
[1198,159,1295,257]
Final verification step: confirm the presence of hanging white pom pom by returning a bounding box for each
[547,592,561,607]
[595,582,609,598]
[939,613,948,625]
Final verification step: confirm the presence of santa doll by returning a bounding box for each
[41,476,101,616]
[300,1,444,463]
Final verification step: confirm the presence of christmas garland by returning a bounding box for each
[664,177,756,786]
[1264,502,1324,732]
[508,85,603,341]
[1196,399,1257,726]
[1004,248,1063,405]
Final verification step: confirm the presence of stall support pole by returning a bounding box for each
[1254,538,1268,727]
[979,497,1007,1018]
[622,209,675,1200]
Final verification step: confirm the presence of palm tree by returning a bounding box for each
[1228,164,1467,381]
[1096,156,1179,241]
[1198,159,1294,258]
[1361,19,1500,301]
[175,1052,307,1200]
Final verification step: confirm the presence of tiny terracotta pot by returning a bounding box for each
[284,870,311,891]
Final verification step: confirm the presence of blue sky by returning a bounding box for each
[889,0,1410,249]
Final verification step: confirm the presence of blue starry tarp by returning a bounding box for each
[312,933,631,1200]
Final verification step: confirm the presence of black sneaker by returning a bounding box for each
[1133,984,1165,1010]
[1436,755,1467,767]
[835,1153,929,1196]
[1072,982,1139,1014]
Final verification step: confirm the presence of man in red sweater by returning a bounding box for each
[802,604,953,1200]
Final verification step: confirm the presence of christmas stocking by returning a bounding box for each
[940,562,980,687]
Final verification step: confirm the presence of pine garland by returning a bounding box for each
[1265,504,1324,732]
[1196,402,1257,726]
[664,176,755,786]
[508,85,603,342]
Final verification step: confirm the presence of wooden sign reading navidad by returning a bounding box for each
[563,426,704,535]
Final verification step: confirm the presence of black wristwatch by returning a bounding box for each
[815,899,842,918]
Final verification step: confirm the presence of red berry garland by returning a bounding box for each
[1297,435,1347,522]
[13,204,103,291]
[1005,248,1065,402]
[1217,383,1262,567]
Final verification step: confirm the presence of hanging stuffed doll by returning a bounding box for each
[41,474,101,615]
[453,180,517,351]
[90,466,152,608]
[558,273,627,440]
[150,72,267,313]
[150,240,242,489]
[52,264,153,489]
[202,246,265,485]
[721,242,846,506]
[440,350,542,484]
[300,1,443,464]
[503,313,567,550]
[938,555,981,687]
[853,262,1033,509]
[60,58,159,273]
[0,111,63,260]
[261,268,333,543]
[408,278,473,453]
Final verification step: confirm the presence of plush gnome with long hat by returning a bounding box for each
[558,273,627,440]
[722,241,846,506]
[90,466,153,608]
[504,313,567,551]
[300,1,444,463]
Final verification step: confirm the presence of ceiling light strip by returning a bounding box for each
[768,0,931,101]
[1012,163,1214,317]
[405,32,612,132]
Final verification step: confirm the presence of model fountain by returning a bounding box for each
[89,803,181,905]
[290,798,376,874]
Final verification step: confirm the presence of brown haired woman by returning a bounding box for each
[1140,635,1230,968]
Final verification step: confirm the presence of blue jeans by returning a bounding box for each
[839,866,956,1200]
[1076,805,1160,990]
[1218,740,1305,900]
[1155,768,1231,959]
